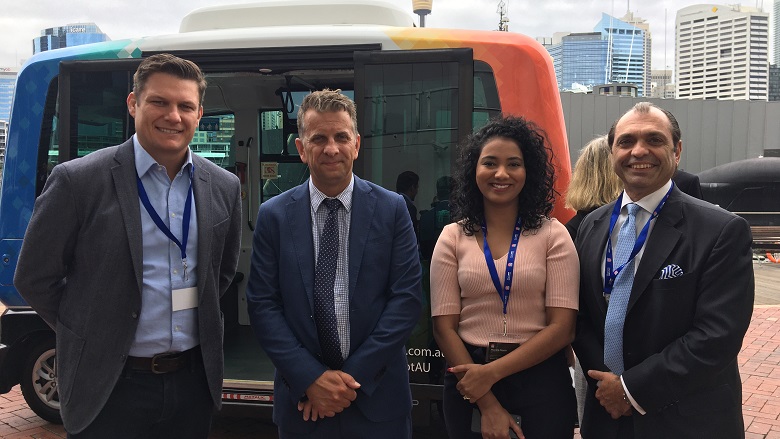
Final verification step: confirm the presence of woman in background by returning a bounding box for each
[564,135,622,426]
[564,135,622,240]
[431,116,578,439]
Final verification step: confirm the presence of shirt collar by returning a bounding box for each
[133,134,193,179]
[620,179,673,213]
[309,175,354,213]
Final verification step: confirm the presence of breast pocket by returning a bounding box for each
[651,271,696,292]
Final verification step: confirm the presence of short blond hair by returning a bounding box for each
[296,89,357,136]
[565,135,623,211]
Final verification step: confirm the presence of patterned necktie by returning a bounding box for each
[604,203,641,375]
[314,198,344,370]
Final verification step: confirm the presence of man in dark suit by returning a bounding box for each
[246,89,422,438]
[573,102,754,439]
[672,169,703,199]
[14,54,242,438]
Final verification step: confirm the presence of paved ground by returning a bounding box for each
[2,261,780,438]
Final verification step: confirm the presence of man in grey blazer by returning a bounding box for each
[14,54,241,438]
[573,102,753,438]
[246,89,422,438]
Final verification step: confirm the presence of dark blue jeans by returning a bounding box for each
[67,350,213,439]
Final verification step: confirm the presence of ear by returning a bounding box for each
[295,137,307,164]
[353,134,361,160]
[674,140,682,165]
[127,92,137,118]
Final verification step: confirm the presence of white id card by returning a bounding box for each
[172,287,198,311]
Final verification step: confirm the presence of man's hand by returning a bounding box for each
[298,370,360,421]
[449,363,497,403]
[588,370,633,419]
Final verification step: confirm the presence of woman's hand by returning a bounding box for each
[449,363,498,403]
[478,403,525,439]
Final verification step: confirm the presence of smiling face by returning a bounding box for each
[611,107,681,201]
[476,136,526,210]
[295,109,360,197]
[127,72,202,170]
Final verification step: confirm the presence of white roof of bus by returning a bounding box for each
[180,0,415,33]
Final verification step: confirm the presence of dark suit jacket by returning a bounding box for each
[672,170,703,199]
[246,176,422,433]
[14,139,242,434]
[573,187,754,439]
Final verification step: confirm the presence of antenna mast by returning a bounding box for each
[497,1,509,31]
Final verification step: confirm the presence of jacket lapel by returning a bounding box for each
[287,184,316,311]
[192,154,212,300]
[586,204,614,316]
[348,176,376,301]
[111,140,144,296]
[627,189,684,311]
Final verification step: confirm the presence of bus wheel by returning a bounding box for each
[20,338,62,424]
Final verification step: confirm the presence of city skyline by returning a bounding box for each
[1,0,772,72]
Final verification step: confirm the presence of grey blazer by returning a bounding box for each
[14,139,242,434]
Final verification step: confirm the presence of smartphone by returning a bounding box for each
[471,408,522,438]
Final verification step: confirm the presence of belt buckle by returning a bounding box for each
[151,353,171,374]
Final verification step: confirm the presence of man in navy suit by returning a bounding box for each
[246,89,422,438]
[573,102,754,438]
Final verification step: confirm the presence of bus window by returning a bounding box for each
[473,60,501,131]
[191,114,235,169]
[35,79,60,196]
[258,109,309,203]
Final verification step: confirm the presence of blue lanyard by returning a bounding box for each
[136,165,194,279]
[603,183,674,296]
[481,217,523,316]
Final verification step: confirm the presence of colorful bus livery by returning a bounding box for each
[0,0,571,424]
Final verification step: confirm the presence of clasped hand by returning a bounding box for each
[298,370,361,421]
[448,363,497,403]
[588,370,633,419]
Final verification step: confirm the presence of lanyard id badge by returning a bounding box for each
[482,217,523,363]
[137,164,194,282]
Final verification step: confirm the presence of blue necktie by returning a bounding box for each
[314,198,344,370]
[604,203,641,375]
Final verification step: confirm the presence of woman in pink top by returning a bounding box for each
[431,116,579,439]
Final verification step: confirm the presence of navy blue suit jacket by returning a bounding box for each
[573,188,754,439]
[246,176,422,433]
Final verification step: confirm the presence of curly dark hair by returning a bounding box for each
[452,116,557,234]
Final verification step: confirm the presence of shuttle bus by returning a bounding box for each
[0,0,572,424]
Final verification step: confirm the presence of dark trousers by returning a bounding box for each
[443,346,575,439]
[67,349,214,439]
[278,404,412,439]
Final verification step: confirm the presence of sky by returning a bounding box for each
[0,0,774,71]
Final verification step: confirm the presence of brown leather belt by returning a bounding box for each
[126,346,199,374]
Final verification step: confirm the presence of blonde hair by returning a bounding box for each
[565,135,623,211]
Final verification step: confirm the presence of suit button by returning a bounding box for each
[131,312,139,319]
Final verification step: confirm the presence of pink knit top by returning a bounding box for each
[430,218,579,347]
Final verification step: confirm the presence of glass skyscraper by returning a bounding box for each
[0,69,16,123]
[33,23,109,54]
[547,33,609,92]
[594,13,647,97]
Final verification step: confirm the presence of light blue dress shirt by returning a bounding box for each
[129,135,199,357]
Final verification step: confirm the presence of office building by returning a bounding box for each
[0,68,16,123]
[676,5,769,100]
[546,33,609,92]
[650,69,675,98]
[774,0,780,64]
[0,119,6,170]
[769,64,780,101]
[33,23,109,54]
[616,11,652,97]
[594,13,649,96]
